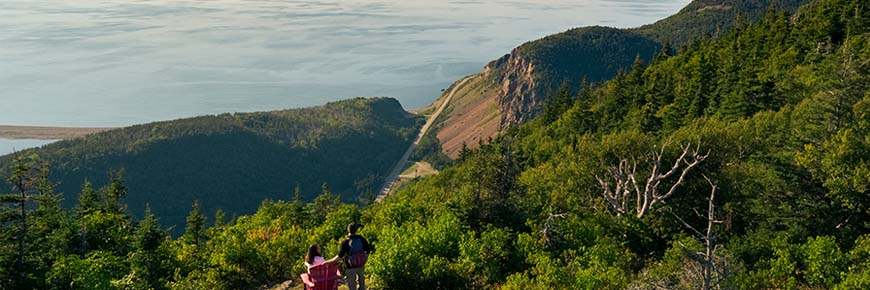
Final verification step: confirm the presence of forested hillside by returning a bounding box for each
[0,97,420,231]
[3,0,870,289]
[375,0,870,288]
[632,0,807,47]
[430,0,809,157]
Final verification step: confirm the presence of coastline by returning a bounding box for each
[0,125,112,140]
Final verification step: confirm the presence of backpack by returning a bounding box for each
[345,237,368,268]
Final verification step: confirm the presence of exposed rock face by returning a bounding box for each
[481,27,662,129]
[483,49,542,128]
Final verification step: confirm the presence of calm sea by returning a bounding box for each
[0,139,57,156]
[0,0,690,153]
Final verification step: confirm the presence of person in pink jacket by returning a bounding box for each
[303,244,340,273]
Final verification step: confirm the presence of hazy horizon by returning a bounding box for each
[2,0,690,130]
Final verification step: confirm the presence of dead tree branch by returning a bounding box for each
[595,142,709,218]
[673,175,724,290]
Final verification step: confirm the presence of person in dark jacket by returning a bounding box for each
[339,223,374,290]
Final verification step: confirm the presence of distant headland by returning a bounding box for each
[0,125,111,140]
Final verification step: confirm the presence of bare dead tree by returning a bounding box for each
[595,141,709,218]
[540,212,567,247]
[672,175,725,290]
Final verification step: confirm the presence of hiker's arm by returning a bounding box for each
[325,256,341,264]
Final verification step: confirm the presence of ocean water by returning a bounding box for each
[0,139,57,156]
[1,0,690,128]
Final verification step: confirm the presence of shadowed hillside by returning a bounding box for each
[0,97,421,231]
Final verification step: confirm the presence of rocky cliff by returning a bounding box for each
[483,49,537,128]
[482,27,661,128]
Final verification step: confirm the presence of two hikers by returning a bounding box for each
[304,223,374,290]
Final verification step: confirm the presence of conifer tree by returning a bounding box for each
[0,154,48,288]
[104,169,127,214]
[183,200,206,246]
[129,206,168,290]
[77,180,100,215]
[28,162,73,288]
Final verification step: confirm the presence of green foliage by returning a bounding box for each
[802,236,846,287]
[127,207,172,290]
[634,0,809,48]
[367,213,466,289]
[375,1,870,288]
[838,234,870,289]
[46,252,126,290]
[182,201,206,246]
[3,1,870,289]
[457,227,521,286]
[0,98,421,233]
[412,131,454,170]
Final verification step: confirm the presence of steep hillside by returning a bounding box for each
[0,97,420,230]
[633,0,807,46]
[486,26,662,126]
[430,0,809,157]
[434,74,502,158]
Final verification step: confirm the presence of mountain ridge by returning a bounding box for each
[0,97,421,231]
[428,0,810,158]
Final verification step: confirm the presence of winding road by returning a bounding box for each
[376,77,470,201]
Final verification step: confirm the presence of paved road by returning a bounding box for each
[376,77,470,201]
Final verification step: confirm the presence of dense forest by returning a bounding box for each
[3,0,870,289]
[632,0,808,47]
[504,26,662,84]
[435,0,810,147]
[492,0,812,90]
[0,98,420,232]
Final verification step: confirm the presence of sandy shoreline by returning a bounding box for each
[0,125,112,140]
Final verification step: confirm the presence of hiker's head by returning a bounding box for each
[347,223,361,235]
[305,245,321,264]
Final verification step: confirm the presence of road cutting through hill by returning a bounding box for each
[376,77,471,201]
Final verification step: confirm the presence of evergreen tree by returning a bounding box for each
[0,154,49,289]
[290,184,305,225]
[104,169,127,214]
[686,51,715,120]
[458,142,472,162]
[541,83,573,124]
[128,206,169,290]
[77,175,134,256]
[182,200,206,246]
[77,180,100,215]
[308,183,341,226]
[28,163,74,288]
[213,209,226,227]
